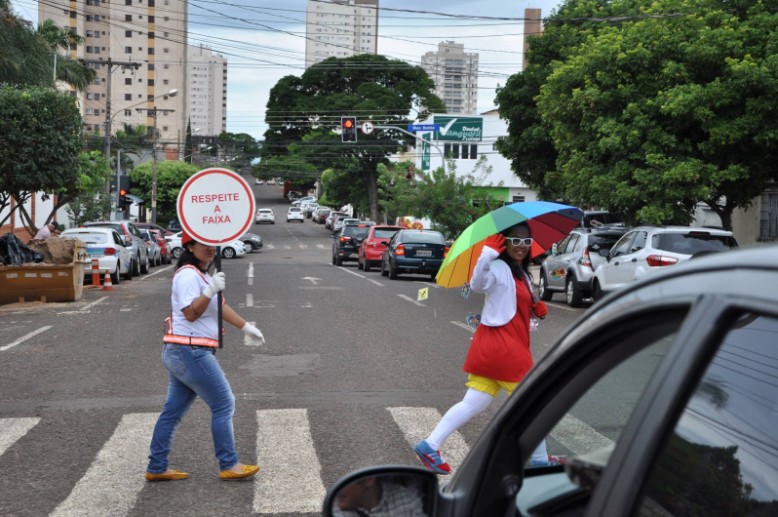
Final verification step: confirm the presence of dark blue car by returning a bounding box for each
[380,229,449,280]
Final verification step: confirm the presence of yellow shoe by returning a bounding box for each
[144,469,189,481]
[219,464,259,480]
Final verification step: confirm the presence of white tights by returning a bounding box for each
[426,387,549,463]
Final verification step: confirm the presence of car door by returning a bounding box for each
[598,230,638,290]
[112,230,130,273]
[545,235,573,290]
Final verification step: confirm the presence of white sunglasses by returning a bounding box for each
[506,237,534,247]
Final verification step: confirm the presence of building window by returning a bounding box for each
[125,0,131,5]
[148,79,155,86]
[124,46,132,54]
[149,16,155,23]
[148,32,154,39]
[148,48,154,55]
[125,94,132,101]
[125,15,132,21]
[148,63,155,70]
[469,144,478,159]
[125,30,132,37]
[512,195,526,203]
[124,78,132,85]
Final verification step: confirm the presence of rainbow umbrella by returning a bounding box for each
[436,201,583,288]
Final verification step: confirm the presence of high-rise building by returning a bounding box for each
[188,45,227,138]
[420,41,479,115]
[39,0,188,155]
[305,0,379,69]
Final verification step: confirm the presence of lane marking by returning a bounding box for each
[388,407,470,473]
[367,279,383,287]
[248,262,255,286]
[254,409,325,514]
[0,417,40,456]
[81,296,108,312]
[247,293,254,307]
[0,326,52,352]
[50,413,157,517]
[139,265,173,280]
[397,294,426,307]
[547,302,582,312]
[335,267,365,279]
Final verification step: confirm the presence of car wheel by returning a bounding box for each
[156,254,161,267]
[539,273,553,301]
[133,255,141,276]
[380,258,388,277]
[389,260,398,279]
[357,258,363,270]
[123,260,134,280]
[111,264,120,285]
[363,260,371,273]
[592,280,604,302]
[222,247,236,259]
[171,247,182,259]
[140,254,150,274]
[565,276,584,307]
[335,254,343,266]
[331,253,336,265]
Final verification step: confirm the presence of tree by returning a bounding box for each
[261,54,445,221]
[497,0,778,230]
[218,131,260,168]
[128,160,200,224]
[0,85,83,231]
[65,152,114,226]
[35,19,95,91]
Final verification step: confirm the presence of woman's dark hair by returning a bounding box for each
[175,242,213,273]
[498,222,533,280]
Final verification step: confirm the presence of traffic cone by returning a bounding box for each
[91,259,101,287]
[103,270,113,291]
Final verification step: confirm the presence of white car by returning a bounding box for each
[166,232,183,259]
[592,225,738,298]
[287,206,305,223]
[255,208,275,224]
[60,227,133,284]
[165,232,245,259]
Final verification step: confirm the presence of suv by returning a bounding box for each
[84,220,150,276]
[593,225,738,299]
[332,222,373,266]
[582,210,624,227]
[539,226,630,307]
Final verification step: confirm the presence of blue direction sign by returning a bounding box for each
[407,124,440,133]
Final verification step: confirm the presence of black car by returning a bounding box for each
[240,232,263,252]
[324,245,778,517]
[380,229,448,280]
[332,223,373,266]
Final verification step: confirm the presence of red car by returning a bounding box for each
[358,225,402,272]
[149,229,172,264]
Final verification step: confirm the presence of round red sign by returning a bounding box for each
[176,168,256,245]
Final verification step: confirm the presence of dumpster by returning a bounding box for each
[0,238,88,305]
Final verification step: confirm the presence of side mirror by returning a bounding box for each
[323,467,437,517]
[124,235,133,245]
[380,241,388,247]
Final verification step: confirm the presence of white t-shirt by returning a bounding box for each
[170,266,220,340]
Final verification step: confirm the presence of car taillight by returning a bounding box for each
[339,236,350,243]
[646,254,679,267]
[395,244,405,256]
[444,246,450,258]
[104,248,116,256]
[579,247,593,269]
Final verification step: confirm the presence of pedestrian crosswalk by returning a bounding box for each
[0,408,613,515]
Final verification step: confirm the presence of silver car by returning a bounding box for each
[84,220,150,276]
[592,225,738,299]
[539,226,630,307]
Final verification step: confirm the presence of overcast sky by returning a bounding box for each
[11,0,565,139]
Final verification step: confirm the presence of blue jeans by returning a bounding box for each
[147,344,238,473]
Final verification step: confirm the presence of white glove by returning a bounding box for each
[242,322,265,346]
[203,272,226,299]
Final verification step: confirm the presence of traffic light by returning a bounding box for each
[119,189,128,208]
[341,116,357,143]
[118,175,131,209]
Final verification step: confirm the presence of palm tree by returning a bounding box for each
[36,19,95,91]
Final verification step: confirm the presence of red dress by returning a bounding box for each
[462,277,533,382]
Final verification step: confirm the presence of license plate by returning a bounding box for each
[416,249,432,257]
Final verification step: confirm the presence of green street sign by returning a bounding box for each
[421,133,431,171]
[433,116,483,142]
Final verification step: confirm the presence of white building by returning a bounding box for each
[420,41,479,115]
[39,0,188,153]
[413,111,537,204]
[305,0,379,68]
[187,45,227,137]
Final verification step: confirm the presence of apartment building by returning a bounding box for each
[188,45,227,138]
[39,0,188,154]
[305,0,379,68]
[420,41,479,115]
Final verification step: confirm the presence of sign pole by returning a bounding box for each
[216,247,223,348]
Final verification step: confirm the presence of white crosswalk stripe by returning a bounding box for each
[254,408,325,514]
[50,413,157,517]
[388,407,470,473]
[0,417,40,456]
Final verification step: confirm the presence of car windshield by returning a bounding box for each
[401,231,445,244]
[343,226,371,239]
[374,228,399,239]
[62,232,108,244]
[653,233,738,255]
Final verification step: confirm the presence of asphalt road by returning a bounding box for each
[0,180,591,516]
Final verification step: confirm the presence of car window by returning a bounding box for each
[374,228,399,239]
[62,231,107,244]
[588,233,624,252]
[113,232,124,246]
[652,232,738,255]
[556,235,571,254]
[630,230,648,253]
[610,231,636,257]
[401,231,445,244]
[564,234,580,253]
[637,314,778,516]
[87,223,122,234]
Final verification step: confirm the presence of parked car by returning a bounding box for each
[287,206,305,223]
[60,227,133,284]
[167,219,182,233]
[324,245,778,517]
[240,232,263,252]
[166,232,183,260]
[381,229,449,280]
[332,223,373,266]
[221,239,246,259]
[592,225,739,299]
[255,208,276,224]
[313,207,331,224]
[254,178,263,185]
[138,228,161,267]
[292,196,316,208]
[358,225,402,272]
[332,214,351,233]
[539,226,630,307]
[84,220,149,276]
[287,190,302,202]
[326,211,347,230]
[134,222,175,237]
[149,229,172,264]
[303,202,320,218]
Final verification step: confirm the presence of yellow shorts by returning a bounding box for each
[466,374,519,397]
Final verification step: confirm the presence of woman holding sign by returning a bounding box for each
[145,231,265,481]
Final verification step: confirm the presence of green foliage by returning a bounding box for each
[497,0,778,230]
[0,85,82,227]
[128,161,200,224]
